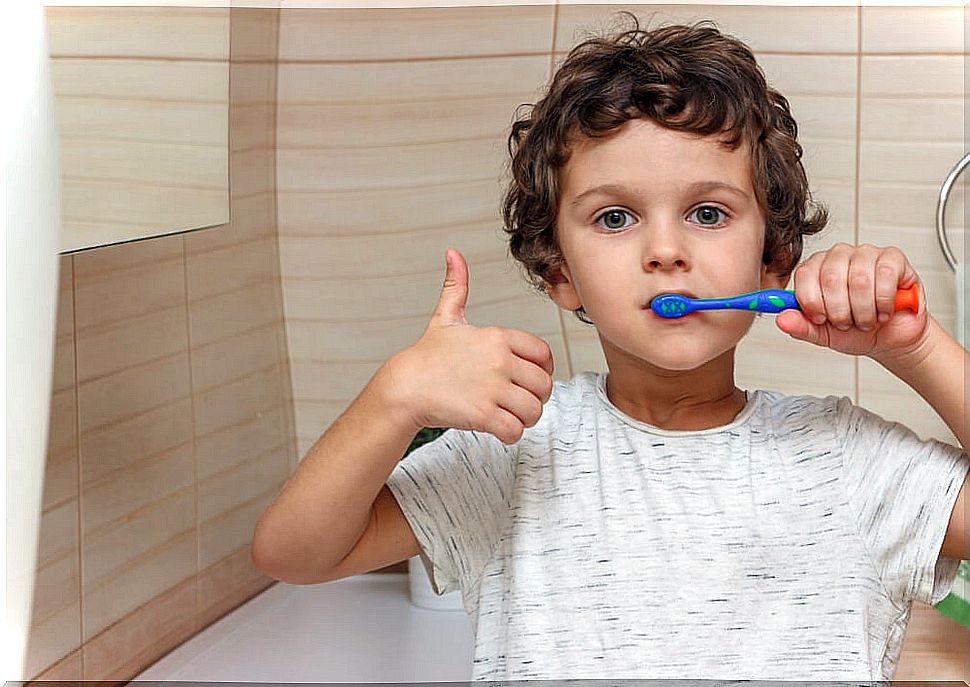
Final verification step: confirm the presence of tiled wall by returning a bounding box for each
[24,7,292,681]
[23,2,967,683]
[45,6,230,252]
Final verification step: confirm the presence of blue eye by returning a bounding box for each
[690,205,728,227]
[595,209,634,232]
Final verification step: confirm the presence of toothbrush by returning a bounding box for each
[651,285,920,319]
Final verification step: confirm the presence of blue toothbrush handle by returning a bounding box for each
[691,289,800,314]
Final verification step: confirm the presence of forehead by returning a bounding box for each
[560,118,754,195]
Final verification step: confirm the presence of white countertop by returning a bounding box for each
[132,573,475,683]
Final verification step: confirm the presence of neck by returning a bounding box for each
[603,348,747,431]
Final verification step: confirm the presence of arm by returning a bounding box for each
[874,315,969,561]
[775,244,969,561]
[251,363,422,584]
[251,248,554,583]
[874,314,967,450]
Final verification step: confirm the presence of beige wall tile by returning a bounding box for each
[51,59,228,103]
[82,442,194,536]
[758,55,857,97]
[197,546,274,631]
[192,366,282,437]
[23,593,81,682]
[280,6,552,61]
[862,6,964,55]
[77,354,192,433]
[82,528,196,641]
[231,103,276,151]
[281,254,549,325]
[61,139,227,190]
[189,193,277,250]
[863,55,963,98]
[46,6,228,59]
[57,98,227,146]
[80,399,193,487]
[859,52,964,337]
[858,357,959,446]
[278,95,538,148]
[199,446,288,523]
[277,181,502,236]
[199,489,276,568]
[191,323,283,394]
[228,63,278,106]
[28,649,81,682]
[277,137,510,193]
[42,442,78,514]
[277,55,550,104]
[555,4,857,54]
[75,307,189,385]
[24,518,81,680]
[895,601,970,680]
[187,237,279,301]
[82,575,196,680]
[83,489,195,590]
[279,228,510,287]
[188,282,280,346]
[862,97,964,143]
[229,7,279,62]
[195,406,288,480]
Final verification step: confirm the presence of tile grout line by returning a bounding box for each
[71,254,87,679]
[854,3,863,405]
[270,5,299,474]
[548,1,574,382]
[181,233,201,634]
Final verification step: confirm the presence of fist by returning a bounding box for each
[774,243,930,361]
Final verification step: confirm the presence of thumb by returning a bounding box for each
[431,248,469,326]
[775,309,825,345]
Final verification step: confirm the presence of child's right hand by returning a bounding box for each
[377,248,555,445]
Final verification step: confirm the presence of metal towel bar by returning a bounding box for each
[935,151,970,273]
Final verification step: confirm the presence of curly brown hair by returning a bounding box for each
[501,12,829,325]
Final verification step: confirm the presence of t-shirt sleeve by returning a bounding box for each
[385,428,517,596]
[836,395,969,606]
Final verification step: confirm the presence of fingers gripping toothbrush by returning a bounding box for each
[650,285,920,319]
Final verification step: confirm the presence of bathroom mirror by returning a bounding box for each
[45,5,230,253]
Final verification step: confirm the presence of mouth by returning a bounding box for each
[643,289,698,309]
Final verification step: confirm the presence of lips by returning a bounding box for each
[644,289,698,309]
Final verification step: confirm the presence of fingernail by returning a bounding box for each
[878,313,890,323]
[812,315,826,325]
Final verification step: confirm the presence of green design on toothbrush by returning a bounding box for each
[747,298,759,310]
[767,295,786,308]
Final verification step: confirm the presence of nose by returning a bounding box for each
[641,217,690,272]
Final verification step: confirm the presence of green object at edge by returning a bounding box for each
[936,560,970,627]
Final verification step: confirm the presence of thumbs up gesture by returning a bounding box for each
[378,248,555,445]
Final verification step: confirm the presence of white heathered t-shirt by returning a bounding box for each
[385,370,969,681]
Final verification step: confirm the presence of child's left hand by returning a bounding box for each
[774,243,930,362]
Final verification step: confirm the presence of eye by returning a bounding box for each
[595,208,635,232]
[689,205,729,228]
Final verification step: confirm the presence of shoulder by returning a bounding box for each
[749,387,852,435]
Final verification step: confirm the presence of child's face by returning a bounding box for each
[548,117,786,373]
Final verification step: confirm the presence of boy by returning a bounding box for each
[252,15,969,681]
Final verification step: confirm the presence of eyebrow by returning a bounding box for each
[569,180,750,207]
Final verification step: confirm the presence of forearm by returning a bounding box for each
[252,361,420,582]
[875,315,968,449]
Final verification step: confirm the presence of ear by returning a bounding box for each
[545,261,583,312]
[760,264,790,291]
